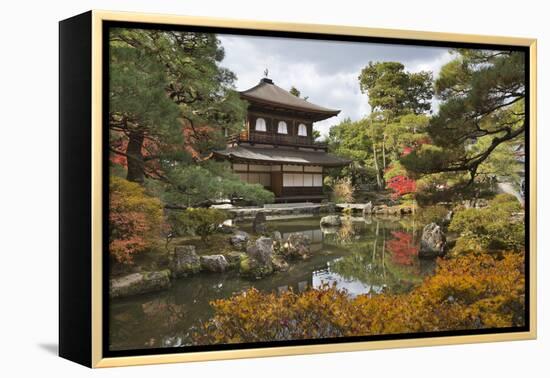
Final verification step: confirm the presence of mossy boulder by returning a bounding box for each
[224,251,245,269]
[272,256,289,272]
[200,255,229,273]
[419,223,447,259]
[281,233,311,260]
[171,245,201,277]
[240,237,274,279]
[110,270,171,299]
[247,237,274,265]
[230,230,250,251]
[239,256,273,279]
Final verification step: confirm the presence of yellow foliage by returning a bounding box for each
[194,253,525,344]
[331,177,355,203]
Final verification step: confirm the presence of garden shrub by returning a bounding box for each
[109,176,163,264]
[449,194,524,256]
[176,208,228,243]
[330,177,355,203]
[193,252,524,344]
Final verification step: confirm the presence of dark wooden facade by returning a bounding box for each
[215,78,350,203]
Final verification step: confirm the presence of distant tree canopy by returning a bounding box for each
[108,28,273,207]
[358,62,434,189]
[328,63,433,190]
[289,85,309,101]
[329,52,525,201]
[402,49,525,198]
[289,86,301,98]
[359,61,434,117]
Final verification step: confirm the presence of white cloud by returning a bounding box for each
[219,35,452,137]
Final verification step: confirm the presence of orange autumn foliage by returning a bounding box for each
[109,176,163,264]
[194,253,525,344]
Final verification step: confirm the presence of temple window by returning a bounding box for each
[255,117,267,132]
[277,121,288,134]
[298,123,308,136]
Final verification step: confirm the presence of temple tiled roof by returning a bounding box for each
[240,78,340,120]
[213,145,351,167]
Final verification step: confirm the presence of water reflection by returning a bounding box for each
[110,216,435,351]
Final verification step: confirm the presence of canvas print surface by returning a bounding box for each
[107,25,528,353]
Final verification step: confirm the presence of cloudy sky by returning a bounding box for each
[218,34,454,137]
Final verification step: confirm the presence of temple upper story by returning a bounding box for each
[231,78,340,150]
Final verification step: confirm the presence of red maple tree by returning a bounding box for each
[387,175,416,199]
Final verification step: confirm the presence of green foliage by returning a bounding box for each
[109,176,163,264]
[147,160,274,207]
[289,85,309,101]
[342,62,435,191]
[109,44,182,145]
[359,62,433,115]
[326,117,380,188]
[169,208,228,243]
[194,252,524,344]
[384,161,407,181]
[111,28,246,145]
[402,50,526,196]
[449,194,524,256]
[385,113,430,159]
[328,118,370,161]
[109,27,273,208]
[415,205,450,227]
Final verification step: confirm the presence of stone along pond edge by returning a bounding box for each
[110,203,446,300]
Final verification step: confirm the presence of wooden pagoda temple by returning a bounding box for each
[213,77,351,203]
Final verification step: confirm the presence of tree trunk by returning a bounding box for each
[381,116,390,183]
[382,134,387,170]
[126,131,145,183]
[372,144,382,189]
[370,118,383,190]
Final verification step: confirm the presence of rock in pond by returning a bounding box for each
[224,251,245,269]
[271,230,282,242]
[282,232,312,260]
[247,237,273,265]
[241,237,274,279]
[110,270,171,299]
[272,256,289,272]
[419,222,446,259]
[253,212,268,234]
[320,215,342,227]
[218,219,237,234]
[171,245,201,277]
[230,230,250,251]
[200,255,229,273]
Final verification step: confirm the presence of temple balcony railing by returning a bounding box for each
[228,130,328,151]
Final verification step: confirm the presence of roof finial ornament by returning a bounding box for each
[263,68,269,78]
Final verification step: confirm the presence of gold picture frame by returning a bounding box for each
[59,10,537,368]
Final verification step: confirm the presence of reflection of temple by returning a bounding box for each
[214,78,351,202]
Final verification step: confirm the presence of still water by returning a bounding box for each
[109,216,435,351]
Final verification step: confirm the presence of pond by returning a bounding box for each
[109,215,436,351]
